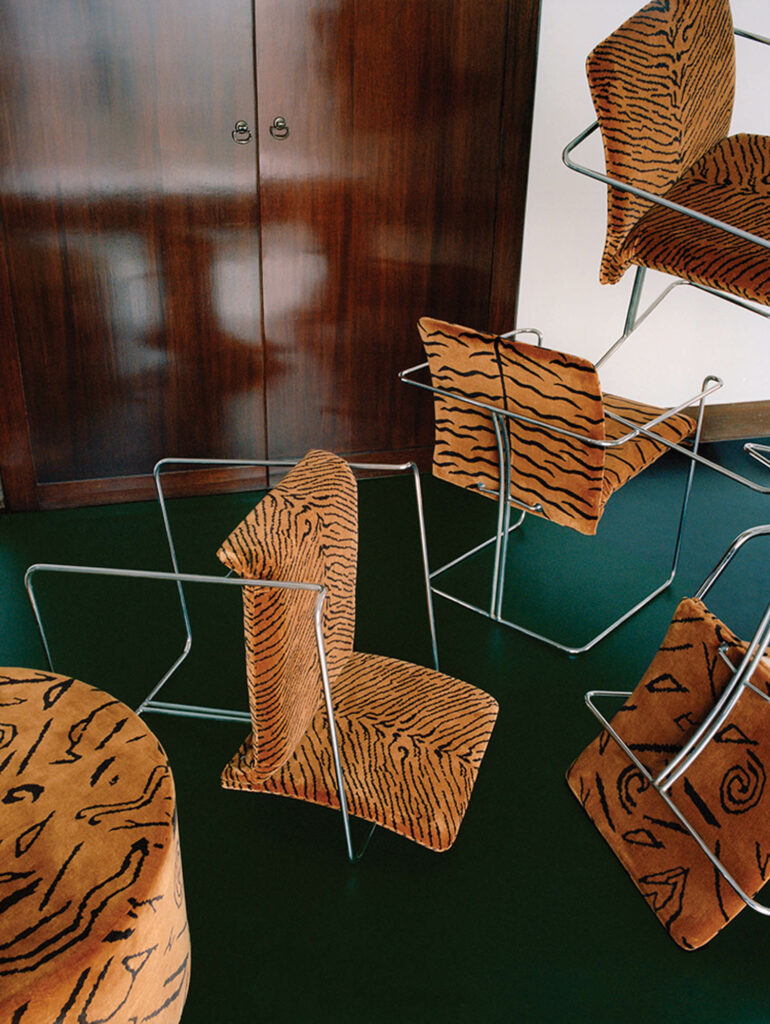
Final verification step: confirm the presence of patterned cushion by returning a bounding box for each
[419,317,506,496]
[567,598,770,949]
[587,0,736,284]
[217,449,358,778]
[0,668,189,1022]
[621,133,770,306]
[222,650,499,852]
[602,393,695,505]
[495,337,606,532]
[419,318,695,535]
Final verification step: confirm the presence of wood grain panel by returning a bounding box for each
[0,237,36,509]
[690,400,770,442]
[0,1,265,488]
[255,0,513,458]
[488,0,541,330]
[0,0,540,510]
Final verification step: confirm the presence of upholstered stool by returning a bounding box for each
[0,667,190,1022]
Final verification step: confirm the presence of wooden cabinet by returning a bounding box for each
[0,0,540,510]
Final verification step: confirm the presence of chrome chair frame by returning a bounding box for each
[24,456,438,862]
[584,523,770,914]
[562,25,770,492]
[401,354,722,654]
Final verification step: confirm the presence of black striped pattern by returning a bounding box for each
[0,668,189,1022]
[588,0,736,285]
[418,319,506,494]
[420,318,695,536]
[495,337,606,531]
[601,394,697,501]
[218,449,499,852]
[217,450,358,778]
[624,132,770,305]
[567,598,770,949]
[223,651,499,852]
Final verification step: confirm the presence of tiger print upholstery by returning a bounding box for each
[416,321,506,496]
[419,318,696,536]
[567,598,770,949]
[217,449,499,852]
[588,0,770,304]
[0,668,189,1022]
[217,449,357,779]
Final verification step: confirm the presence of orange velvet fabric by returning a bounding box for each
[621,133,770,305]
[567,599,770,949]
[217,449,357,778]
[218,449,498,852]
[419,317,695,536]
[587,0,736,284]
[0,668,189,1021]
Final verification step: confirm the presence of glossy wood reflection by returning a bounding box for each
[256,0,513,458]
[0,0,539,509]
[0,1,265,487]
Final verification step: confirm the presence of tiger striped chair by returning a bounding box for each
[563,0,770,367]
[402,317,711,654]
[567,525,770,949]
[216,449,499,860]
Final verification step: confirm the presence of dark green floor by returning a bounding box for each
[3,442,770,1023]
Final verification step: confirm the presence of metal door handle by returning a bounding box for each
[231,120,252,144]
[269,116,290,140]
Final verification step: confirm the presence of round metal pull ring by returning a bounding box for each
[269,116,290,140]
[231,120,252,144]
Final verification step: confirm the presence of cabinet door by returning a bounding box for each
[0,1,265,508]
[254,0,514,459]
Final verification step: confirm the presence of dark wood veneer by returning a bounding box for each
[0,238,36,509]
[0,0,540,511]
[1,1,266,495]
[488,0,542,330]
[256,0,511,458]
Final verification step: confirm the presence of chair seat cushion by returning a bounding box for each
[601,393,695,507]
[621,133,770,306]
[566,598,770,949]
[222,650,499,852]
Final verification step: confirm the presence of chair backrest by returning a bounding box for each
[495,337,606,534]
[217,449,357,778]
[420,317,609,535]
[419,317,506,496]
[587,0,735,283]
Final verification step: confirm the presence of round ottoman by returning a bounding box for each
[0,667,190,1022]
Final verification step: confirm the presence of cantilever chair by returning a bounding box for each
[215,449,498,859]
[562,0,770,491]
[567,524,770,949]
[401,317,721,654]
[26,450,499,861]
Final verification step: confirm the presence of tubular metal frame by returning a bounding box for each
[23,455,438,862]
[583,524,770,915]
[561,26,770,492]
[151,456,438,709]
[746,442,770,473]
[400,359,722,653]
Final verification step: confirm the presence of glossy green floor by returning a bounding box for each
[2,442,770,1023]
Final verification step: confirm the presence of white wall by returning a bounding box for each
[516,0,770,407]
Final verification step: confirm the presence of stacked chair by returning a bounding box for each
[563,0,770,489]
[401,316,718,653]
